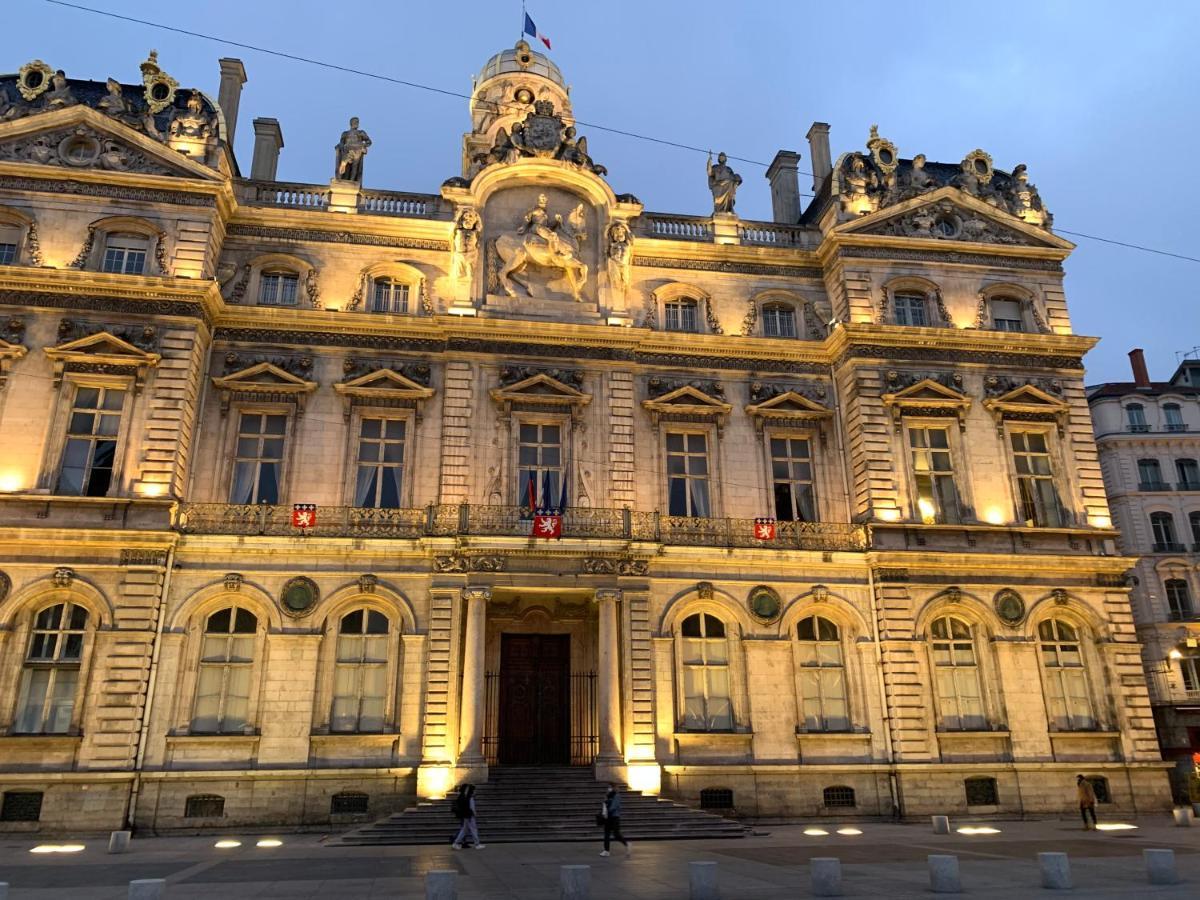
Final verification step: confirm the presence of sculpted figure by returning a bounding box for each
[557,126,608,176]
[451,208,482,282]
[518,193,565,256]
[97,78,131,119]
[169,91,214,140]
[496,194,589,301]
[907,153,937,193]
[606,221,634,295]
[42,71,76,110]
[0,85,21,122]
[99,140,130,171]
[839,153,877,212]
[334,117,371,182]
[707,151,742,214]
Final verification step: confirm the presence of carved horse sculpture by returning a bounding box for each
[495,203,589,301]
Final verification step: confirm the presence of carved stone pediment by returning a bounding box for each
[982,379,1069,429]
[642,380,732,427]
[745,388,834,434]
[334,364,435,420]
[211,361,317,415]
[43,324,161,390]
[0,318,28,391]
[881,371,971,430]
[490,370,591,420]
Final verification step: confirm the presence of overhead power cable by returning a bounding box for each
[35,1,1200,265]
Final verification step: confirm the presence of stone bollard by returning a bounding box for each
[1144,849,1178,886]
[1172,807,1192,827]
[128,880,166,900]
[1192,801,1200,819]
[928,855,961,894]
[811,857,843,897]
[931,815,950,835]
[108,830,132,854]
[1038,852,1071,890]
[0,883,8,900]
[560,865,590,900]
[425,869,457,900]
[689,861,719,900]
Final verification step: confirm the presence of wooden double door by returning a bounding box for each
[498,633,570,766]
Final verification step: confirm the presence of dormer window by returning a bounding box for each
[762,304,797,338]
[371,278,409,314]
[990,297,1025,332]
[894,292,928,326]
[259,271,299,306]
[665,298,699,333]
[100,234,148,275]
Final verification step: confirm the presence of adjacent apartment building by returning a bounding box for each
[0,42,1171,833]
[1089,349,1200,799]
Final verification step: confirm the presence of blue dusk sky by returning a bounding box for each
[6,0,1197,382]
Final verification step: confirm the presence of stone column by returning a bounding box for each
[596,589,623,768]
[457,587,490,768]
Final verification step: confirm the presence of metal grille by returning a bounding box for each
[700,788,734,810]
[483,670,597,766]
[330,791,370,814]
[184,794,225,818]
[964,777,999,806]
[822,785,856,808]
[1,791,43,822]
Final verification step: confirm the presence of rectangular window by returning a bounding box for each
[770,436,815,522]
[1138,458,1165,490]
[908,426,960,524]
[1164,405,1186,431]
[229,412,287,505]
[894,294,927,326]
[1126,405,1148,432]
[1182,657,1200,693]
[57,386,125,497]
[1041,653,1095,730]
[1165,580,1193,620]
[1010,431,1063,527]
[517,422,562,508]
[762,306,797,338]
[664,300,699,333]
[354,418,406,509]
[1177,458,1200,490]
[259,272,299,306]
[666,432,711,518]
[14,667,78,734]
[371,280,409,314]
[990,299,1024,332]
[0,243,17,266]
[100,236,147,275]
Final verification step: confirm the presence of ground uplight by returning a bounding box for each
[836,827,863,835]
[1095,823,1137,832]
[214,839,242,849]
[256,838,283,847]
[30,843,85,853]
[956,826,1001,835]
[803,827,829,836]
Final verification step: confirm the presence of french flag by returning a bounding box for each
[524,12,552,50]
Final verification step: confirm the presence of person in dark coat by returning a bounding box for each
[600,784,631,857]
[1076,774,1098,830]
[451,784,485,850]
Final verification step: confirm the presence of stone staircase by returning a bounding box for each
[337,766,745,845]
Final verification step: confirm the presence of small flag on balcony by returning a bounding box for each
[754,517,777,540]
[292,503,317,528]
[532,509,562,539]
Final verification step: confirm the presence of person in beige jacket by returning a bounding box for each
[1076,774,1098,830]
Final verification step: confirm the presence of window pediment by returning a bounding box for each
[643,380,732,426]
[490,371,591,419]
[42,326,161,390]
[881,375,971,429]
[982,381,1069,427]
[745,388,833,432]
[211,360,317,415]
[334,366,435,420]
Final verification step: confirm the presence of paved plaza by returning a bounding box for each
[0,817,1198,898]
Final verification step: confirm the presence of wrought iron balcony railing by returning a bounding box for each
[176,503,869,551]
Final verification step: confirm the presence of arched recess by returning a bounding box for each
[659,585,753,637]
[73,214,168,275]
[0,574,113,631]
[975,282,1049,333]
[912,587,996,638]
[347,261,429,314]
[166,579,282,633]
[1022,591,1109,642]
[744,289,827,339]
[649,281,718,333]
[469,159,618,211]
[777,586,870,639]
[319,581,418,635]
[0,205,39,266]
[228,252,317,307]
[879,275,949,327]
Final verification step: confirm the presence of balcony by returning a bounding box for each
[1138,481,1172,491]
[175,503,868,551]
[1177,482,1200,492]
[1165,423,1190,433]
[1126,424,1150,433]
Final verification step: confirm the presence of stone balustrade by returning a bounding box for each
[639,213,713,241]
[235,180,444,219]
[739,221,811,248]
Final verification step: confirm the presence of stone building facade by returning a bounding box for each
[0,44,1171,834]
[1088,350,1200,800]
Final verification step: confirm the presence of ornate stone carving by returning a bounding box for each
[119,549,168,566]
[886,369,965,393]
[358,574,378,594]
[69,226,96,269]
[41,70,76,110]
[225,224,449,252]
[1004,164,1051,228]
[1051,588,1069,606]
[606,221,633,295]
[451,208,482,284]
[53,567,74,587]
[696,581,715,600]
[58,319,158,352]
[17,60,54,102]
[168,91,215,141]
[280,576,320,617]
[944,586,962,604]
[499,364,582,389]
[434,554,506,573]
[2,318,26,345]
[0,175,216,207]
[581,557,649,576]
[747,585,782,623]
[874,199,1032,246]
[140,51,178,114]
[811,584,829,603]
[222,351,313,380]
[994,589,1026,625]
[707,152,742,214]
[224,573,244,592]
[495,194,589,301]
[748,381,828,405]
[334,117,371,183]
[304,269,320,308]
[474,100,606,175]
[342,357,432,387]
[632,254,823,279]
[0,125,179,176]
[984,375,1062,398]
[647,376,725,401]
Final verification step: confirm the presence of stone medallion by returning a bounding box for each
[280,576,319,617]
[748,585,782,624]
[994,589,1026,626]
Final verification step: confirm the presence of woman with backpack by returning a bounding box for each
[599,784,631,857]
[451,784,485,850]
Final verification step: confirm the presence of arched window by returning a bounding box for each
[259,270,300,306]
[371,277,410,314]
[1150,512,1179,551]
[192,607,257,733]
[1164,403,1185,432]
[1125,404,1147,432]
[1137,458,1164,489]
[14,603,88,734]
[1177,458,1200,489]
[796,616,849,731]
[893,292,928,326]
[988,296,1026,332]
[331,609,390,732]
[1038,619,1096,731]
[100,233,149,275]
[664,298,699,333]
[680,613,732,731]
[930,616,985,731]
[761,304,796,338]
[1165,579,1193,620]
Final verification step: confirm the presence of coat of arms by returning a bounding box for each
[512,100,565,157]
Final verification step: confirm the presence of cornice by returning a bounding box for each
[828,322,1095,371]
[0,268,219,325]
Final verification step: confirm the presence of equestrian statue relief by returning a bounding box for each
[495,194,589,301]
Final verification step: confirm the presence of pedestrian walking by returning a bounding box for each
[451,783,485,849]
[1076,774,1097,830]
[599,784,631,857]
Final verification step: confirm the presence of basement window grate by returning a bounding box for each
[823,786,856,808]
[184,794,225,818]
[331,791,370,815]
[964,777,999,807]
[1,791,43,822]
[699,788,734,810]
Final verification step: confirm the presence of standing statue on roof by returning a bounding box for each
[707,152,742,214]
[334,117,372,183]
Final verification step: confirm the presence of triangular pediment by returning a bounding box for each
[212,362,316,391]
[837,187,1072,250]
[0,336,29,361]
[651,385,730,409]
[985,384,1069,410]
[642,385,733,424]
[490,372,592,415]
[43,330,160,365]
[0,105,219,180]
[336,368,436,397]
[747,391,833,416]
[883,378,970,404]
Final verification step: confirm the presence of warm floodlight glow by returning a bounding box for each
[836,827,862,835]
[917,498,937,524]
[0,472,25,492]
[31,843,85,853]
[214,839,242,849]
[256,838,282,847]
[956,826,1001,835]
[138,482,166,498]
[1169,649,1183,660]
[983,507,1006,525]
[625,764,661,795]
[1095,823,1137,832]
[1088,514,1112,529]
[446,306,477,317]
[804,827,829,836]
[875,508,901,523]
[421,765,452,799]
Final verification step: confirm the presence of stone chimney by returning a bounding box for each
[1129,348,1151,387]
[217,58,248,147]
[765,150,802,224]
[806,122,832,193]
[250,118,284,181]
